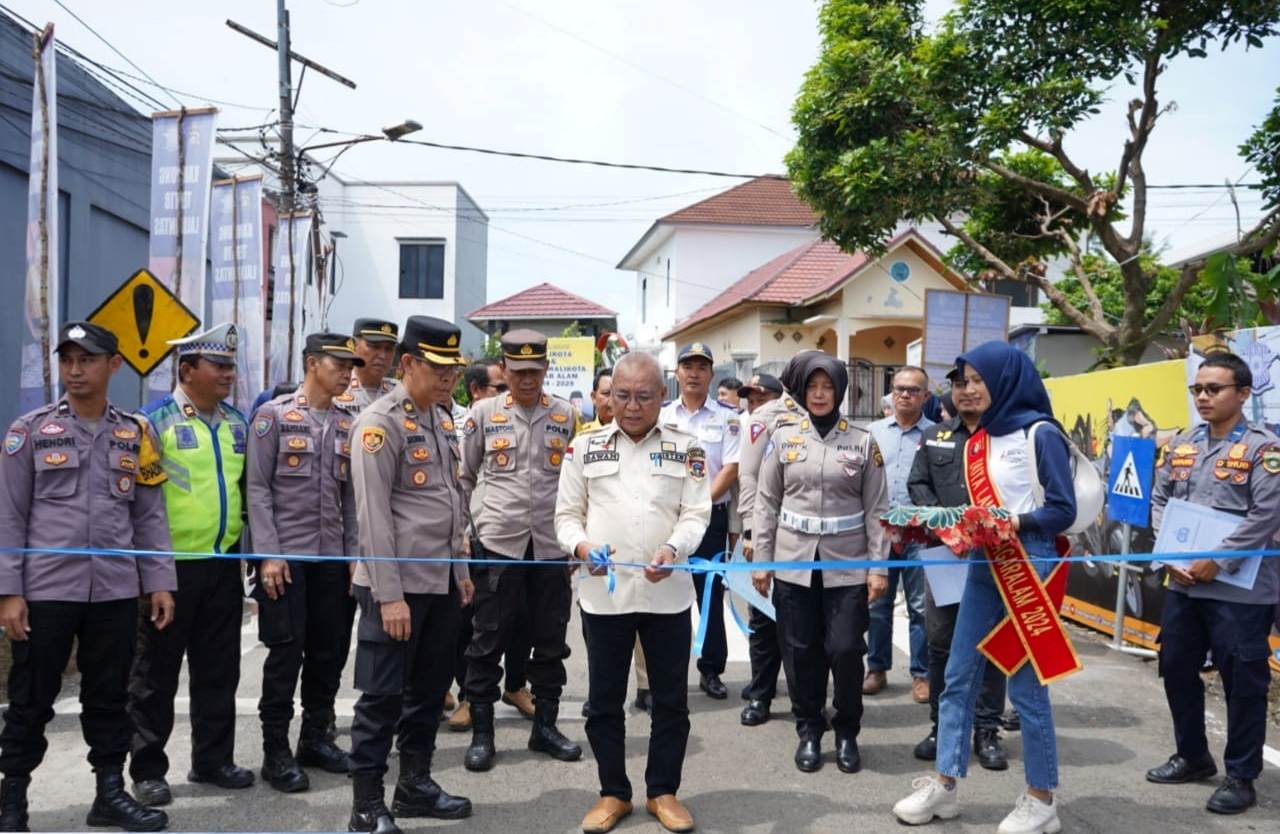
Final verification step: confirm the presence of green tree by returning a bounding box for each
[788,0,1280,365]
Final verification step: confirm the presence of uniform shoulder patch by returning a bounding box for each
[870,439,884,467]
[749,420,766,444]
[254,412,275,437]
[4,427,27,456]
[686,445,707,480]
[361,426,387,454]
[1261,447,1280,474]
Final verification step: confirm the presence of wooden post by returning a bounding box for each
[33,26,53,403]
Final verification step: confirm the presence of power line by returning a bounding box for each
[51,0,181,107]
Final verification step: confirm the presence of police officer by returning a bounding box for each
[458,329,582,772]
[555,352,711,834]
[753,353,888,774]
[347,316,475,832]
[248,333,363,792]
[128,323,254,807]
[0,322,175,832]
[336,319,400,415]
[735,371,802,727]
[1148,352,1280,815]
[657,342,740,700]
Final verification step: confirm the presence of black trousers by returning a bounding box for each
[1158,591,1274,780]
[454,604,531,694]
[0,599,137,777]
[463,542,571,706]
[742,605,782,702]
[581,608,691,802]
[128,558,245,780]
[774,573,868,739]
[692,504,729,676]
[349,585,460,776]
[925,587,1005,732]
[256,560,357,731]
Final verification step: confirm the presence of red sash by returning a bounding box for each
[965,429,1082,684]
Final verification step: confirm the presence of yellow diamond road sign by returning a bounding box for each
[87,268,199,376]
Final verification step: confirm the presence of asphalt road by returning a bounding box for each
[18,597,1280,833]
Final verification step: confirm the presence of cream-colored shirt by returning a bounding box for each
[555,421,711,615]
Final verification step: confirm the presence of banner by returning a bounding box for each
[20,23,57,413]
[147,106,218,396]
[1044,360,1190,649]
[921,289,1011,387]
[209,176,265,410]
[268,212,314,387]
[546,336,595,417]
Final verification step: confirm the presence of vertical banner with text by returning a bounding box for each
[268,212,314,386]
[546,337,596,418]
[21,23,57,413]
[147,107,218,397]
[209,176,265,410]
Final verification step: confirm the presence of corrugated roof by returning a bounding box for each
[467,282,617,321]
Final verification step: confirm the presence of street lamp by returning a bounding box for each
[296,119,422,191]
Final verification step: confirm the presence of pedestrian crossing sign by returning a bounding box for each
[1107,436,1155,527]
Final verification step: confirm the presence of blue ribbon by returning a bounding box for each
[687,551,754,658]
[588,545,616,594]
[4,544,1280,569]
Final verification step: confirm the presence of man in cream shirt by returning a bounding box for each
[555,352,710,834]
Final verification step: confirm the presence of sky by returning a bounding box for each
[6,0,1278,336]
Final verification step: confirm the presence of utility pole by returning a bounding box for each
[276,0,294,216]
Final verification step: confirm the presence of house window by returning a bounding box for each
[399,241,445,299]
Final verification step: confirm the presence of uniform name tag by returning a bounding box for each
[583,451,619,465]
[926,439,956,449]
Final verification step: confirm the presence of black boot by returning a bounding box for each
[464,703,496,772]
[974,728,1009,771]
[85,769,168,832]
[0,776,30,833]
[794,736,822,773]
[913,729,938,761]
[261,726,310,793]
[348,772,402,834]
[297,711,350,774]
[527,701,583,762]
[391,752,472,819]
[835,734,861,774]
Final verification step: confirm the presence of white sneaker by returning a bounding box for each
[892,776,960,825]
[997,792,1061,834]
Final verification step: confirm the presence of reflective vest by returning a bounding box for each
[142,395,247,558]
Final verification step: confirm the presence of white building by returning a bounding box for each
[616,176,820,367]
[215,138,489,357]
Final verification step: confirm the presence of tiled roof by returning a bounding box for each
[466,282,617,321]
[658,176,818,226]
[665,229,946,339]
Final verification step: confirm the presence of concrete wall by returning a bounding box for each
[0,15,152,426]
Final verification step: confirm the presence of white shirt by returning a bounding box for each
[987,430,1040,514]
[659,396,740,504]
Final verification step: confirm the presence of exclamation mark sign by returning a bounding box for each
[133,284,154,358]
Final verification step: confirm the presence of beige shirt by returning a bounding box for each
[460,392,576,559]
[350,383,468,602]
[738,394,805,536]
[555,422,711,615]
[753,415,889,587]
[335,375,397,417]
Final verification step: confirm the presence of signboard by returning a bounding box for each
[545,337,595,417]
[1106,435,1155,527]
[20,23,57,412]
[87,268,199,376]
[267,212,314,386]
[921,289,1011,385]
[209,176,265,409]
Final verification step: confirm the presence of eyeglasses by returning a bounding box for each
[612,390,658,406]
[1188,383,1241,397]
[893,385,924,397]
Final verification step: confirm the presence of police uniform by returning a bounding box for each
[0,322,174,832]
[734,377,802,723]
[753,401,889,773]
[347,316,472,830]
[554,416,711,821]
[336,318,400,416]
[657,342,740,694]
[457,330,581,771]
[1148,417,1280,812]
[128,323,254,804]
[247,333,363,792]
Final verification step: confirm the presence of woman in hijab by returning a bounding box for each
[893,341,1076,834]
[752,353,889,774]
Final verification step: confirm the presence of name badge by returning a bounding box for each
[926,439,956,449]
[175,425,198,450]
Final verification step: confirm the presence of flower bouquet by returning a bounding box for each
[880,505,1017,555]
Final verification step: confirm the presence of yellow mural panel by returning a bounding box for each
[1043,359,1190,461]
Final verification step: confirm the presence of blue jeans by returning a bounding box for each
[867,544,927,678]
[936,537,1058,790]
